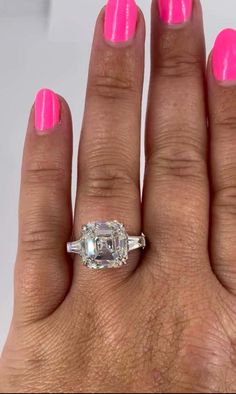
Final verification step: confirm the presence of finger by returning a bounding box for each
[15,89,73,323]
[72,2,145,287]
[143,0,210,277]
[209,29,236,294]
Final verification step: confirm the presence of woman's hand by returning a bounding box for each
[1,0,236,392]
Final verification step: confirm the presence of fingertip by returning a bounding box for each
[27,89,72,138]
[152,0,203,28]
[93,2,145,48]
[211,29,236,86]
[34,88,60,132]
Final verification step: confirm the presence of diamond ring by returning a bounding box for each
[67,221,146,269]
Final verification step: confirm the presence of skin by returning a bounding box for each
[1,1,236,392]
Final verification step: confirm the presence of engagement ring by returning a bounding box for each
[67,221,146,269]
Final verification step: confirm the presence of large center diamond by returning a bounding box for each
[80,221,128,269]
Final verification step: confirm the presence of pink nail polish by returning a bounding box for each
[35,89,60,131]
[212,29,236,82]
[104,0,138,43]
[158,0,193,25]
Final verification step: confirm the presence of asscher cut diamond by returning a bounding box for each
[80,221,129,269]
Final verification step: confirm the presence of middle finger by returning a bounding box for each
[143,0,210,278]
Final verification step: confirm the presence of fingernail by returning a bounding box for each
[212,29,236,82]
[158,0,193,25]
[35,89,60,131]
[104,0,138,43]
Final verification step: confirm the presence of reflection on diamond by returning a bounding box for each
[81,221,128,269]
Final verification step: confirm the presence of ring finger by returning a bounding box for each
[71,1,145,289]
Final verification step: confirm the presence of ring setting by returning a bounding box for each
[67,221,146,269]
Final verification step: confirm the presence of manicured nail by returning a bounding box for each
[212,29,236,82]
[158,0,193,25]
[35,89,60,131]
[104,0,138,43]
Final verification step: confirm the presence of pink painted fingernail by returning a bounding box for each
[212,29,236,82]
[104,0,138,43]
[35,89,60,131]
[158,0,193,25]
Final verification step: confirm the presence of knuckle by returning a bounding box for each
[214,113,236,132]
[18,227,62,272]
[24,161,66,188]
[19,187,64,256]
[158,53,202,79]
[81,163,138,200]
[20,228,59,255]
[89,50,138,100]
[147,135,205,182]
[156,154,202,180]
[214,185,236,217]
[90,75,136,100]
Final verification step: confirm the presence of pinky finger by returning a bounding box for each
[15,89,73,324]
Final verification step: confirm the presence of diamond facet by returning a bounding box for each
[80,221,128,269]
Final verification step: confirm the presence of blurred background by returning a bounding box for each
[0,0,235,351]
